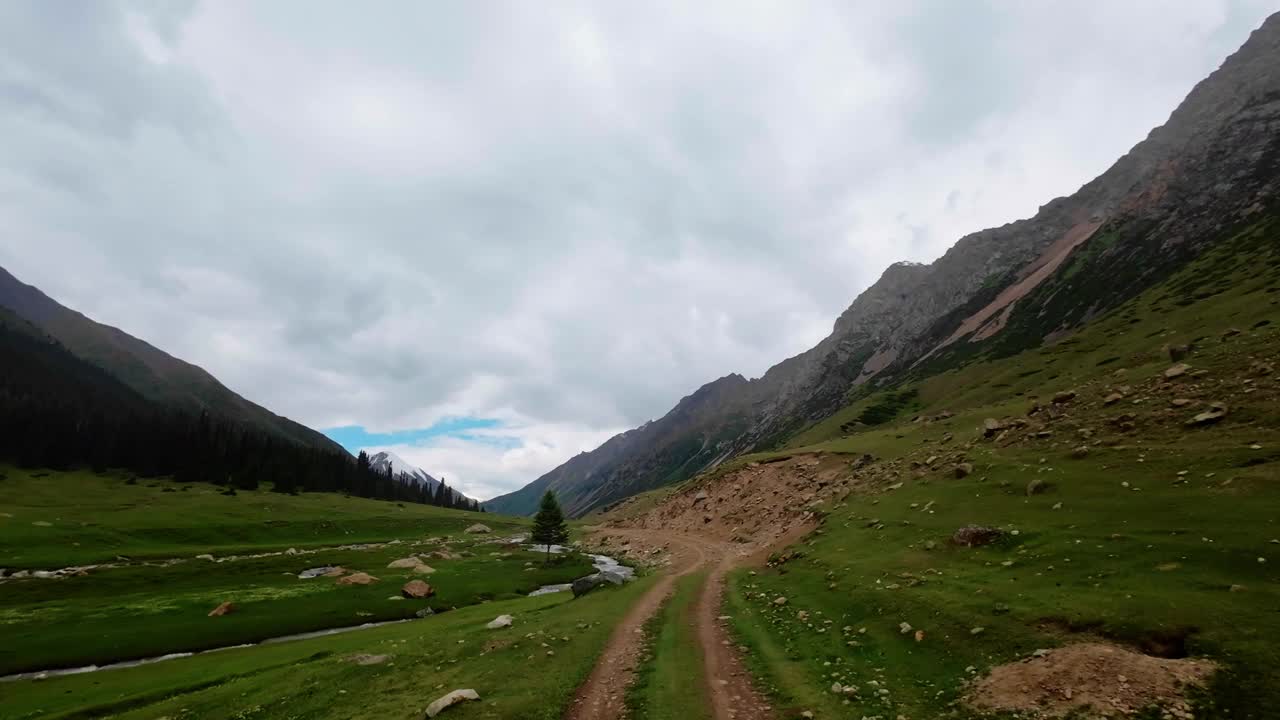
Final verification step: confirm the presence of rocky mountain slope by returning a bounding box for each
[0,265,343,454]
[488,12,1280,518]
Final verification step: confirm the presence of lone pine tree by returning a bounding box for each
[531,490,569,563]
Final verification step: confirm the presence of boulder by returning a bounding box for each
[1165,343,1190,362]
[1051,390,1076,404]
[600,569,630,585]
[464,524,492,534]
[208,601,236,617]
[486,614,514,629]
[951,526,1005,548]
[387,557,423,569]
[572,574,604,598]
[401,580,434,599]
[693,490,709,504]
[412,564,437,575]
[954,462,974,479]
[1070,446,1090,459]
[1186,402,1229,427]
[415,607,435,618]
[1027,478,1050,496]
[337,572,378,586]
[1103,392,1124,406]
[1165,363,1191,379]
[425,689,481,718]
[982,418,1004,438]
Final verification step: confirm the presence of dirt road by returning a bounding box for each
[565,525,810,720]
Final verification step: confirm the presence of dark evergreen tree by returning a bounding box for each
[531,490,569,563]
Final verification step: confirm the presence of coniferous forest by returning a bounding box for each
[0,311,482,511]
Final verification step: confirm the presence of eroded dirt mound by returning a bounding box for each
[602,453,864,548]
[967,642,1215,718]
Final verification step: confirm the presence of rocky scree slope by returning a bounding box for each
[487,13,1280,518]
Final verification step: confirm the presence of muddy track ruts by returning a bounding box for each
[565,525,813,720]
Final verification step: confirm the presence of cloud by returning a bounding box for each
[371,418,627,502]
[1,1,1274,499]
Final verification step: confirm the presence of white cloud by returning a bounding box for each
[1,1,1274,497]
[376,418,627,502]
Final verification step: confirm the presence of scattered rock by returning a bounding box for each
[1103,393,1124,406]
[773,596,789,606]
[1027,478,1049,496]
[337,572,379,586]
[486,614,514,629]
[899,621,913,634]
[1164,363,1191,379]
[1170,398,1194,408]
[693,490,709,504]
[1070,446,1090,459]
[349,653,390,665]
[1051,390,1077,404]
[1186,402,1229,427]
[401,580,434,599]
[572,574,604,598]
[412,564,437,575]
[954,462,974,479]
[1165,344,1190,362]
[983,418,1004,437]
[464,524,492,534]
[415,607,435,618]
[388,557,424,569]
[208,601,236,617]
[425,688,481,718]
[196,554,215,561]
[952,525,1005,547]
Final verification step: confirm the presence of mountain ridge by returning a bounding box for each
[0,265,344,455]
[487,11,1280,518]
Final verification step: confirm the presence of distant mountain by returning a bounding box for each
[487,12,1280,518]
[366,450,440,489]
[365,449,482,507]
[0,270,447,505]
[0,265,342,454]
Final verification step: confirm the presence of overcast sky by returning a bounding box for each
[1,1,1274,499]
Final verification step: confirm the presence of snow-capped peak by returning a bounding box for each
[366,450,439,490]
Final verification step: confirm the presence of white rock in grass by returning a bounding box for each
[486,614,514,629]
[425,689,480,717]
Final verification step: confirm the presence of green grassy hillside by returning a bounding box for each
[717,214,1280,718]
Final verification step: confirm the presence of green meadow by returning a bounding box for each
[716,214,1280,718]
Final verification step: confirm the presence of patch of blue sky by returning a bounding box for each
[323,417,505,453]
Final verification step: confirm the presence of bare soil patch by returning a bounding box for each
[967,642,1216,718]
